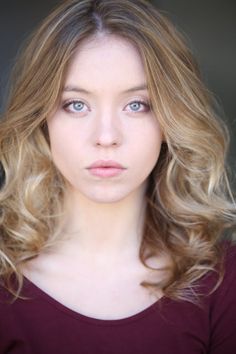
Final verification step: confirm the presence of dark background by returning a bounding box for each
[0,0,235,180]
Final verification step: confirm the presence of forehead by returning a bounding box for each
[64,34,147,91]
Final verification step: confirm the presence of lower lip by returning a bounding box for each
[88,167,125,178]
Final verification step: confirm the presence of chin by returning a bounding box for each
[81,185,139,204]
[85,192,129,204]
[67,181,146,205]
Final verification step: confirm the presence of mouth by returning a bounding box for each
[86,160,126,178]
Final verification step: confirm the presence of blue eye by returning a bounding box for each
[130,102,142,111]
[63,100,87,113]
[72,101,85,111]
[127,101,150,113]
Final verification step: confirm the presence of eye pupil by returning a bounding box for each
[130,102,141,111]
[73,102,84,111]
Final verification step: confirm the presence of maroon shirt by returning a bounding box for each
[0,245,236,354]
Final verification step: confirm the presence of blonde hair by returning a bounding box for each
[0,0,235,301]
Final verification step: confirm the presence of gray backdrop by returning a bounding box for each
[0,0,235,181]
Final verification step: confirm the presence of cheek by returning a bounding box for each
[130,128,162,183]
[47,121,78,169]
[137,123,163,163]
[142,141,162,173]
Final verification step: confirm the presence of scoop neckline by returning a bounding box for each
[23,276,166,326]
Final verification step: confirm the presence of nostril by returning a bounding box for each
[95,131,122,147]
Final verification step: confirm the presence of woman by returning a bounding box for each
[0,0,235,353]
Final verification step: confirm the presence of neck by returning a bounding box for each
[58,186,147,261]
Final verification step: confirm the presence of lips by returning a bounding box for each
[87,160,126,178]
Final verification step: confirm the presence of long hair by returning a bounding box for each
[0,0,235,301]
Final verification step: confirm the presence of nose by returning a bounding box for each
[93,110,122,147]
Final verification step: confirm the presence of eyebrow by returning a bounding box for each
[63,84,148,94]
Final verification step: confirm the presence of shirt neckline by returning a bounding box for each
[22,276,166,326]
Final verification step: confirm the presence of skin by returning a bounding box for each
[24,34,164,319]
[47,33,163,253]
[49,35,162,203]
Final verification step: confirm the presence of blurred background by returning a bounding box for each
[0,0,235,182]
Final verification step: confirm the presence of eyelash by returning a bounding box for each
[62,99,151,114]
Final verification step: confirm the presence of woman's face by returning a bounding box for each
[47,34,163,203]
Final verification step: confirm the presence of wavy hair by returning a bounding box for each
[0,0,235,301]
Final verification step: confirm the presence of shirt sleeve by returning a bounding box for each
[208,244,236,354]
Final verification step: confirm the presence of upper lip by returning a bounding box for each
[87,160,125,169]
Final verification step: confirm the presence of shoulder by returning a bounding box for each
[205,241,236,304]
[0,279,21,323]
[0,282,19,350]
[0,280,34,353]
[205,241,236,353]
[215,241,236,293]
[0,275,32,327]
[213,240,236,299]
